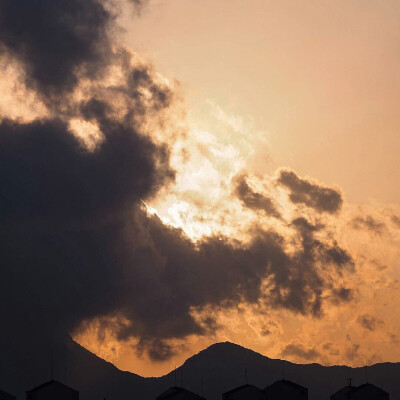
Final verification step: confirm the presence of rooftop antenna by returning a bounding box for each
[174,365,177,387]
[347,367,352,387]
[50,345,54,381]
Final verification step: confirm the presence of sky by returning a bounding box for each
[0,0,400,378]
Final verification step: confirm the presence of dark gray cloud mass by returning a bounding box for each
[282,342,320,361]
[0,0,355,363]
[277,169,343,213]
[234,175,281,218]
[0,0,114,99]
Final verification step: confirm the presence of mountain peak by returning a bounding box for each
[182,341,272,367]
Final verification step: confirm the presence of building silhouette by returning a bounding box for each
[222,384,265,400]
[26,380,79,400]
[264,379,308,400]
[0,389,16,400]
[331,382,389,400]
[156,386,206,400]
[330,384,354,400]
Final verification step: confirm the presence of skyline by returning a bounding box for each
[0,0,399,379]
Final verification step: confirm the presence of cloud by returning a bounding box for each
[136,338,180,362]
[390,214,400,228]
[351,216,386,235]
[128,0,148,12]
[0,0,356,364]
[357,314,384,332]
[282,342,320,361]
[345,344,360,361]
[277,169,343,213]
[0,0,176,363]
[344,335,361,361]
[330,287,354,304]
[0,0,115,100]
[322,343,340,356]
[233,174,281,218]
[0,125,354,358]
[279,217,354,317]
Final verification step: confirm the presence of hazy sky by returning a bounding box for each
[1,0,400,380]
[122,0,400,204]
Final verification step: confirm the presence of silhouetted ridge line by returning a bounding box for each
[0,339,397,399]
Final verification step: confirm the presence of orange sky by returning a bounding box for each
[2,0,400,378]
[121,0,400,204]
[75,0,400,376]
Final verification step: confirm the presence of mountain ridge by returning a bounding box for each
[1,338,400,400]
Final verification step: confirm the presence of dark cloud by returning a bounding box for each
[282,342,320,361]
[357,314,384,332]
[234,175,281,218]
[136,339,179,362]
[322,343,340,356]
[0,0,115,99]
[0,128,354,359]
[0,0,355,364]
[260,320,278,336]
[330,287,354,304]
[351,216,386,235]
[260,327,272,336]
[345,335,360,361]
[277,169,343,214]
[0,114,173,343]
[390,214,400,228]
[345,343,360,361]
[277,217,354,317]
[0,118,172,222]
[390,334,399,345]
[128,0,149,12]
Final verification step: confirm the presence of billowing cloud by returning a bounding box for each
[0,115,354,360]
[128,0,148,12]
[322,343,340,356]
[351,215,386,235]
[282,342,320,361]
[234,174,281,218]
[0,0,357,366]
[277,169,343,213]
[357,314,384,332]
[345,343,360,361]
[391,214,400,228]
[0,0,115,99]
[330,287,354,304]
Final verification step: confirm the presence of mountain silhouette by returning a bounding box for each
[1,338,399,400]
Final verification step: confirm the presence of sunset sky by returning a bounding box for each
[1,0,400,378]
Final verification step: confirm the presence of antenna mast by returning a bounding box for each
[174,365,177,387]
[347,367,352,387]
[50,345,54,381]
